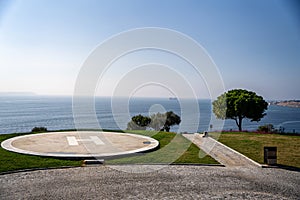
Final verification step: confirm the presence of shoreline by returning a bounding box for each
[270,100,300,108]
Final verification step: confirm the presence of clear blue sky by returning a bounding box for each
[0,0,299,100]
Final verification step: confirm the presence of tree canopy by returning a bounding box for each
[212,89,268,131]
[127,114,151,130]
[150,111,181,132]
[127,111,181,132]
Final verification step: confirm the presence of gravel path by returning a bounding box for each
[0,165,299,199]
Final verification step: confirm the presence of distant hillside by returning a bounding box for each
[0,92,36,96]
[270,100,300,108]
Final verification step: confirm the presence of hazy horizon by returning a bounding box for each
[0,91,296,101]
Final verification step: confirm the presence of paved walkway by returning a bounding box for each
[183,133,261,168]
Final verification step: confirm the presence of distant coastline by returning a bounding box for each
[0,92,36,96]
[270,100,300,108]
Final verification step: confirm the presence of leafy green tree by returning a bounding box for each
[127,111,181,132]
[213,89,268,131]
[150,112,167,131]
[164,111,181,132]
[127,114,151,130]
[150,111,181,132]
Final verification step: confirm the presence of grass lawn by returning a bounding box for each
[0,133,82,173]
[0,130,218,173]
[107,130,218,165]
[211,132,300,168]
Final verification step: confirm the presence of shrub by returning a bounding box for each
[258,124,274,133]
[31,127,48,133]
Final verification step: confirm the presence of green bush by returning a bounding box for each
[31,127,48,133]
[258,124,274,133]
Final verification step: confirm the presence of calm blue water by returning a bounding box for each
[0,96,299,134]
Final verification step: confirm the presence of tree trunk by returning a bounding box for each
[238,116,242,131]
[165,126,170,132]
[163,125,170,132]
[234,116,243,131]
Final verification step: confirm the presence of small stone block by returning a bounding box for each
[83,159,105,165]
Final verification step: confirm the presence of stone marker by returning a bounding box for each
[264,147,277,165]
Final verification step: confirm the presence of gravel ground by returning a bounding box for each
[0,165,299,200]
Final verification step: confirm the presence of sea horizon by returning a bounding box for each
[1,93,298,102]
[0,95,299,135]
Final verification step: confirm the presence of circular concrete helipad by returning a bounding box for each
[1,131,159,158]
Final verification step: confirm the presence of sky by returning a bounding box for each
[0,0,299,100]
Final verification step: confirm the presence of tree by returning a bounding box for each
[212,89,268,131]
[150,111,181,132]
[164,111,181,132]
[127,114,151,130]
[149,112,166,131]
[127,111,181,132]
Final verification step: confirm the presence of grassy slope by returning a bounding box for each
[211,132,300,168]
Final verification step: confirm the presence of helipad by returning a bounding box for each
[1,131,159,159]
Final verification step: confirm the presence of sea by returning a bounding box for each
[0,95,300,134]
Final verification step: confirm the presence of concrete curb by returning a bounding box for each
[0,166,80,176]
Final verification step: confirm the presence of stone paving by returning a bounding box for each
[183,133,261,168]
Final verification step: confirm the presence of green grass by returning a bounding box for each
[0,133,82,173]
[211,132,300,168]
[2,130,298,173]
[0,130,218,173]
[3,130,298,172]
[107,131,218,165]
